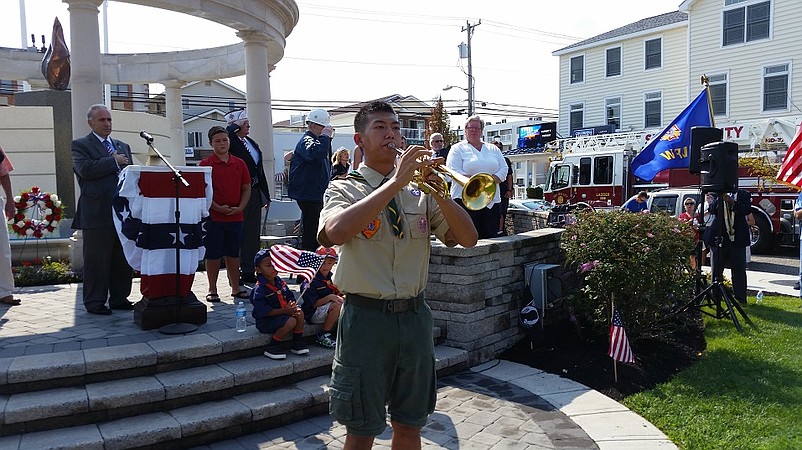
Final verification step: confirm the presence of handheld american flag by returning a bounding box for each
[269,244,323,282]
[609,307,635,364]
[776,124,802,189]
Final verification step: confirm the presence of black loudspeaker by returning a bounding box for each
[700,141,738,192]
[689,127,723,175]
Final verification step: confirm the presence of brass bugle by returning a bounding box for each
[390,142,496,211]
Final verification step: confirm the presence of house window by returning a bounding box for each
[644,92,662,128]
[569,103,584,134]
[186,131,203,148]
[606,47,621,77]
[570,55,584,84]
[605,97,622,130]
[723,0,770,46]
[593,156,614,184]
[110,84,127,97]
[644,38,662,70]
[763,63,789,111]
[708,73,728,116]
[0,80,15,94]
[182,98,190,110]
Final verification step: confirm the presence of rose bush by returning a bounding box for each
[561,209,696,337]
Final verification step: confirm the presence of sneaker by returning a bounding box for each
[316,332,336,349]
[263,342,286,360]
[291,337,310,355]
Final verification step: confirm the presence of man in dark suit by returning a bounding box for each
[704,189,751,304]
[226,109,271,283]
[72,104,134,315]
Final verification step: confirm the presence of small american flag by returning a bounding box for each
[269,244,323,282]
[777,124,802,189]
[608,307,635,364]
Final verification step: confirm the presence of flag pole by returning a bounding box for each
[612,294,618,383]
[700,74,716,128]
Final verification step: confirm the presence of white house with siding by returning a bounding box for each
[552,11,690,139]
[681,0,802,149]
[552,0,802,151]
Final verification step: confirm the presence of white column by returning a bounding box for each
[237,30,275,199]
[163,80,186,165]
[65,0,104,139]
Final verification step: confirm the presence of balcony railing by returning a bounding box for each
[400,128,426,140]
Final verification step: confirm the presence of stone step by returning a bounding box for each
[0,346,468,449]
[0,325,442,396]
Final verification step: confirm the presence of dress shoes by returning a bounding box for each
[87,306,113,315]
[110,301,135,311]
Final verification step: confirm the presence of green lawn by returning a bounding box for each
[625,294,802,449]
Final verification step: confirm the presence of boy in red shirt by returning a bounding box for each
[200,126,251,302]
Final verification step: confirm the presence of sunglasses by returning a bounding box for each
[432,139,444,143]
[685,202,695,206]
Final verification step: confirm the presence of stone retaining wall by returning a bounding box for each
[427,228,563,366]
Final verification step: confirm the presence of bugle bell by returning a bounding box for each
[391,143,496,211]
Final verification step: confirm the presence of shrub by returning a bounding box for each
[13,256,81,287]
[561,210,696,337]
[526,187,536,199]
[532,186,544,199]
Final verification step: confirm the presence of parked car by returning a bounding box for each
[508,199,551,212]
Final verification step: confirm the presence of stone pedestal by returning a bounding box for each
[133,292,208,330]
[14,90,75,218]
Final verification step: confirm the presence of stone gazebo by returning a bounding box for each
[0,0,299,263]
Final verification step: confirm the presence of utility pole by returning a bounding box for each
[462,20,480,117]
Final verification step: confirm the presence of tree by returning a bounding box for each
[427,96,458,147]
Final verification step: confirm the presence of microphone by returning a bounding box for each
[139,131,154,143]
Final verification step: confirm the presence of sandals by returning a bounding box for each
[0,296,21,306]
[205,293,221,303]
[232,290,250,299]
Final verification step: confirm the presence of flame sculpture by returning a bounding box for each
[41,18,71,91]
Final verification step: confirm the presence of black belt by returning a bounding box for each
[345,293,424,314]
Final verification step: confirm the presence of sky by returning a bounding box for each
[2,0,683,124]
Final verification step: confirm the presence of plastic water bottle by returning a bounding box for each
[235,301,247,332]
[756,290,764,304]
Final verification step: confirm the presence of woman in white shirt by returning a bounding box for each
[446,115,508,238]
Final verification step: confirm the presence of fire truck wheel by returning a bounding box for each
[749,213,772,255]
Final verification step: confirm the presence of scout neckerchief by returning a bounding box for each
[323,277,343,296]
[261,277,288,308]
[347,170,403,238]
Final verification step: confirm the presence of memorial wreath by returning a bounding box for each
[8,186,63,238]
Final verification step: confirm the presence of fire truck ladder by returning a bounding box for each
[546,131,649,155]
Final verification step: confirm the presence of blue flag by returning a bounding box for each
[631,89,712,181]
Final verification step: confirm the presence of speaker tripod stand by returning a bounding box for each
[674,194,754,332]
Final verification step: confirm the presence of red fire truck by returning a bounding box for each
[542,119,800,253]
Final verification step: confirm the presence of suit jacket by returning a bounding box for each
[704,189,751,248]
[71,133,132,229]
[228,131,271,205]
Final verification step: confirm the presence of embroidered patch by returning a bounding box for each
[362,218,380,238]
[418,217,428,234]
[409,187,421,197]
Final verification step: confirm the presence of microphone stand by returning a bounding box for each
[142,134,198,335]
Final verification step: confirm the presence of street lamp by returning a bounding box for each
[443,85,473,116]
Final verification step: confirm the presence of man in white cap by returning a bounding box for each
[226,109,271,284]
[288,109,333,251]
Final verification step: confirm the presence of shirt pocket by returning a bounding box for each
[403,201,428,240]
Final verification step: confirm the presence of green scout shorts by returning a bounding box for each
[329,299,437,436]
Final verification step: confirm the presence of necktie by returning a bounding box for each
[103,140,113,155]
[387,197,403,238]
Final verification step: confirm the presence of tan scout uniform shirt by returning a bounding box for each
[318,166,452,300]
